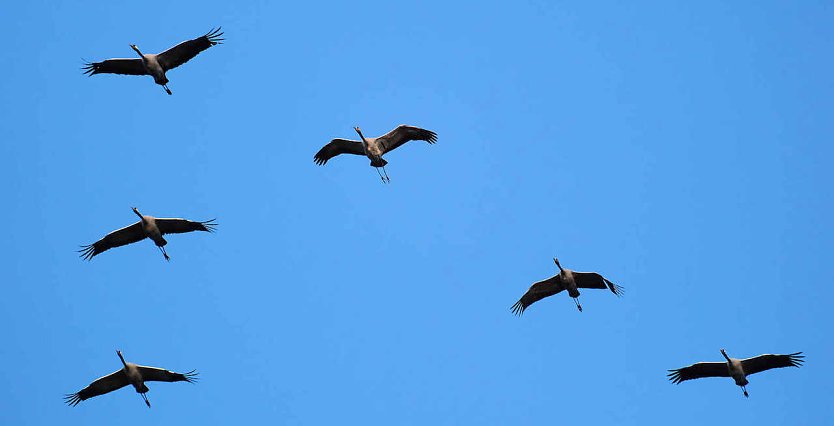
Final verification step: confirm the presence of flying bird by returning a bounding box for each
[668,349,804,397]
[511,258,623,314]
[82,28,223,95]
[80,207,216,261]
[314,125,437,182]
[65,350,197,408]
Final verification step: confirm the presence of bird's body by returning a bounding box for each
[314,125,437,182]
[80,207,216,261]
[668,349,804,397]
[83,28,223,95]
[511,258,623,314]
[135,50,167,87]
[65,350,197,408]
[121,359,150,405]
[725,356,748,389]
[137,212,168,255]
[560,267,580,299]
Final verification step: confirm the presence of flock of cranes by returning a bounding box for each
[68,27,805,408]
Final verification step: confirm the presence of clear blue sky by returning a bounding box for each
[1,0,832,424]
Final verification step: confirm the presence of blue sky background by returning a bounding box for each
[1,0,832,424]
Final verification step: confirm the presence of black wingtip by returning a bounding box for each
[789,352,805,367]
[64,393,82,407]
[200,219,218,233]
[81,62,97,76]
[183,369,199,383]
[510,300,525,316]
[78,244,96,261]
[666,370,683,384]
[205,27,224,45]
[427,130,438,144]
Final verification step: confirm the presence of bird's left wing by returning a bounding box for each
[157,27,224,71]
[511,275,565,316]
[83,58,146,76]
[64,369,129,406]
[741,352,804,376]
[572,272,624,296]
[377,125,437,154]
[79,222,146,260]
[137,365,199,383]
[667,362,729,384]
[155,218,217,235]
[314,138,366,165]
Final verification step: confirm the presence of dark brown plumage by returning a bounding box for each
[65,351,197,407]
[511,258,623,315]
[314,125,437,182]
[82,28,223,94]
[668,349,804,397]
[80,208,216,261]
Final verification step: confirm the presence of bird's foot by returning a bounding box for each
[577,304,583,312]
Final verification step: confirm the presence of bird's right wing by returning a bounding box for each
[741,352,804,376]
[313,138,365,165]
[157,27,224,71]
[79,222,146,260]
[667,362,729,384]
[572,272,624,296]
[510,275,565,316]
[155,218,217,235]
[137,365,199,383]
[64,369,129,406]
[376,125,437,155]
[82,58,147,76]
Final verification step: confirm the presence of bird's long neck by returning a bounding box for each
[355,129,370,152]
[720,350,731,362]
[132,208,144,221]
[554,259,564,273]
[131,45,144,58]
[117,351,128,369]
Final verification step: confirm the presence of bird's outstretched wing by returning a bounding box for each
[741,352,804,376]
[64,369,129,406]
[79,222,145,260]
[314,138,365,165]
[572,272,624,296]
[667,362,729,384]
[511,275,565,316]
[376,125,437,155]
[137,366,199,383]
[155,218,217,235]
[157,27,224,71]
[83,58,146,76]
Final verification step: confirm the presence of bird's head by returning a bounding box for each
[116,350,122,356]
[553,257,562,269]
[132,207,139,213]
[720,348,727,355]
